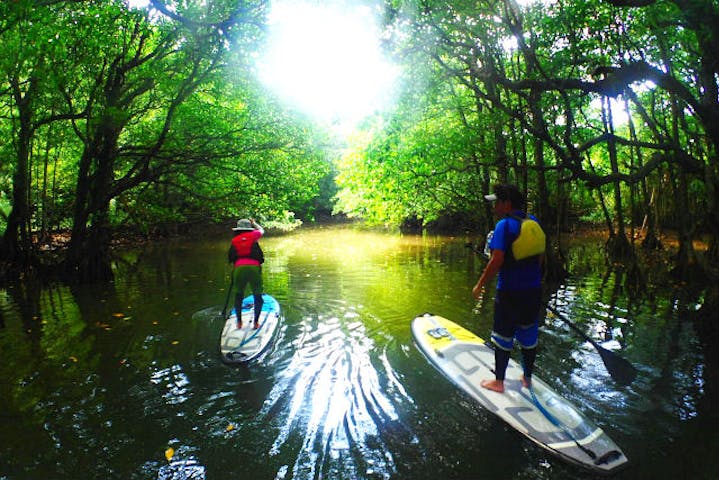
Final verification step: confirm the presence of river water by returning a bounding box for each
[0,225,716,479]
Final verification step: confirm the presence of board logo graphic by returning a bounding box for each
[427,327,450,339]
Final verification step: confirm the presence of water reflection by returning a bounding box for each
[151,364,192,406]
[264,306,399,479]
[0,226,715,479]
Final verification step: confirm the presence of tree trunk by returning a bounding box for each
[1,76,36,268]
[65,146,94,277]
[604,97,633,261]
[704,161,719,262]
[641,186,663,250]
[78,210,114,282]
[65,191,114,282]
[65,124,120,282]
[672,167,699,278]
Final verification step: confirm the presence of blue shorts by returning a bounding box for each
[490,288,541,351]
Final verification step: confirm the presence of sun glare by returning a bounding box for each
[126,0,149,9]
[590,96,630,126]
[256,0,398,131]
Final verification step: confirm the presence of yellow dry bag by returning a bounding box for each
[509,214,546,260]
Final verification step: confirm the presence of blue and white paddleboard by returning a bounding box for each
[220,294,280,364]
[411,313,628,474]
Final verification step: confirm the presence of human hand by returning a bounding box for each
[472,285,487,314]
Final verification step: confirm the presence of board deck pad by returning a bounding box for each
[220,294,280,364]
[411,313,628,474]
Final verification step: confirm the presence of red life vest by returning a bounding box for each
[230,230,263,266]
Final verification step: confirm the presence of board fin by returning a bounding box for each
[226,351,248,360]
[595,449,622,465]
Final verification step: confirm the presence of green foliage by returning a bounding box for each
[336,0,719,259]
[0,0,331,262]
[262,211,303,232]
[335,56,490,227]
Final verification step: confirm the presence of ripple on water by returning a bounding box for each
[259,304,400,479]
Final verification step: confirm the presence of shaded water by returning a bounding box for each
[1,225,717,479]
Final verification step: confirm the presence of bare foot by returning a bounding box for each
[253,322,259,330]
[236,322,243,329]
[520,375,531,389]
[480,379,505,393]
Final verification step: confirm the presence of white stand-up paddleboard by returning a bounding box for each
[411,313,628,474]
[220,294,280,364]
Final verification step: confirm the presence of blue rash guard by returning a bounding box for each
[489,211,543,291]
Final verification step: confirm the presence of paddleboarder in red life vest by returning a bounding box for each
[472,184,545,393]
[228,218,265,329]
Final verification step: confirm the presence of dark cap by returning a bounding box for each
[484,183,526,208]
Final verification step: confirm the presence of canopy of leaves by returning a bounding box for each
[0,0,333,272]
[336,0,719,257]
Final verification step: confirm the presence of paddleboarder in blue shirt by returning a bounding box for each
[472,184,545,393]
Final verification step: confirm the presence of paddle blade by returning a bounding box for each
[597,346,637,386]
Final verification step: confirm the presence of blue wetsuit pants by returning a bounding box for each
[490,288,542,381]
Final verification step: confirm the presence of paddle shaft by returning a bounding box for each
[527,385,598,460]
[544,301,603,349]
[221,271,234,318]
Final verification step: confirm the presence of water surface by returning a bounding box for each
[1,225,716,479]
